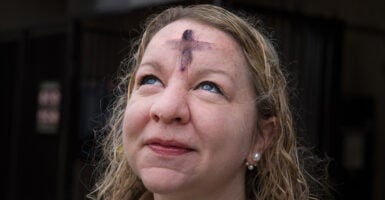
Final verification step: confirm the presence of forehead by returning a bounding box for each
[140,19,255,97]
[148,19,242,53]
[141,19,251,85]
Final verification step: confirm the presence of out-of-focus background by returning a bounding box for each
[1,0,384,199]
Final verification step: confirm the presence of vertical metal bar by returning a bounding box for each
[7,30,28,200]
[55,20,81,200]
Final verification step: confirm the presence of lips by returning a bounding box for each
[146,138,194,156]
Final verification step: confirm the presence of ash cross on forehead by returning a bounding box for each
[167,29,212,72]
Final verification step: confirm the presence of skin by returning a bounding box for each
[166,29,212,72]
[122,19,266,200]
[180,29,193,71]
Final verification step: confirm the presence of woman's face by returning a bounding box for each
[123,19,257,198]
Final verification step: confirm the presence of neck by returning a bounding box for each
[154,190,245,200]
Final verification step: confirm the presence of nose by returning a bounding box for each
[149,85,191,124]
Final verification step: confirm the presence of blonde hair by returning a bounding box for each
[89,4,327,200]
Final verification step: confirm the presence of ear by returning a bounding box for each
[252,116,278,154]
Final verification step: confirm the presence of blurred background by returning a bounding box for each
[1,0,384,199]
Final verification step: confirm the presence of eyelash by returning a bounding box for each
[138,75,224,95]
[196,81,223,95]
[139,75,162,86]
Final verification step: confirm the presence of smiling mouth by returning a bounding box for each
[146,139,194,156]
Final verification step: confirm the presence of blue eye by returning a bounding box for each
[199,81,222,94]
[139,75,161,85]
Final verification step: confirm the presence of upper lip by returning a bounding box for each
[145,138,194,150]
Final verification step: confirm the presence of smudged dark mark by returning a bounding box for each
[180,48,192,71]
[182,29,193,41]
[166,29,212,72]
[180,29,194,71]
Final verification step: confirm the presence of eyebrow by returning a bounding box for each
[137,61,165,75]
[138,62,234,80]
[194,68,235,82]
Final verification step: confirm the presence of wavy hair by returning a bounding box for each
[88,4,328,200]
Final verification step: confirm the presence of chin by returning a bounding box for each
[140,167,190,194]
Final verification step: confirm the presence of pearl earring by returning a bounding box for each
[253,152,261,162]
[246,152,261,171]
[246,162,255,170]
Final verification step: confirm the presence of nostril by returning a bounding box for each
[149,96,190,124]
[151,112,160,122]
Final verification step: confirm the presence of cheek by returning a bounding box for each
[196,106,254,158]
[122,108,132,143]
[122,101,150,157]
[123,100,150,136]
[122,107,134,155]
[122,100,153,178]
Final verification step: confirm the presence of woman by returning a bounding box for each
[90,4,327,200]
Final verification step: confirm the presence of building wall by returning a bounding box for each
[0,0,67,32]
[234,1,384,199]
[1,0,384,199]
